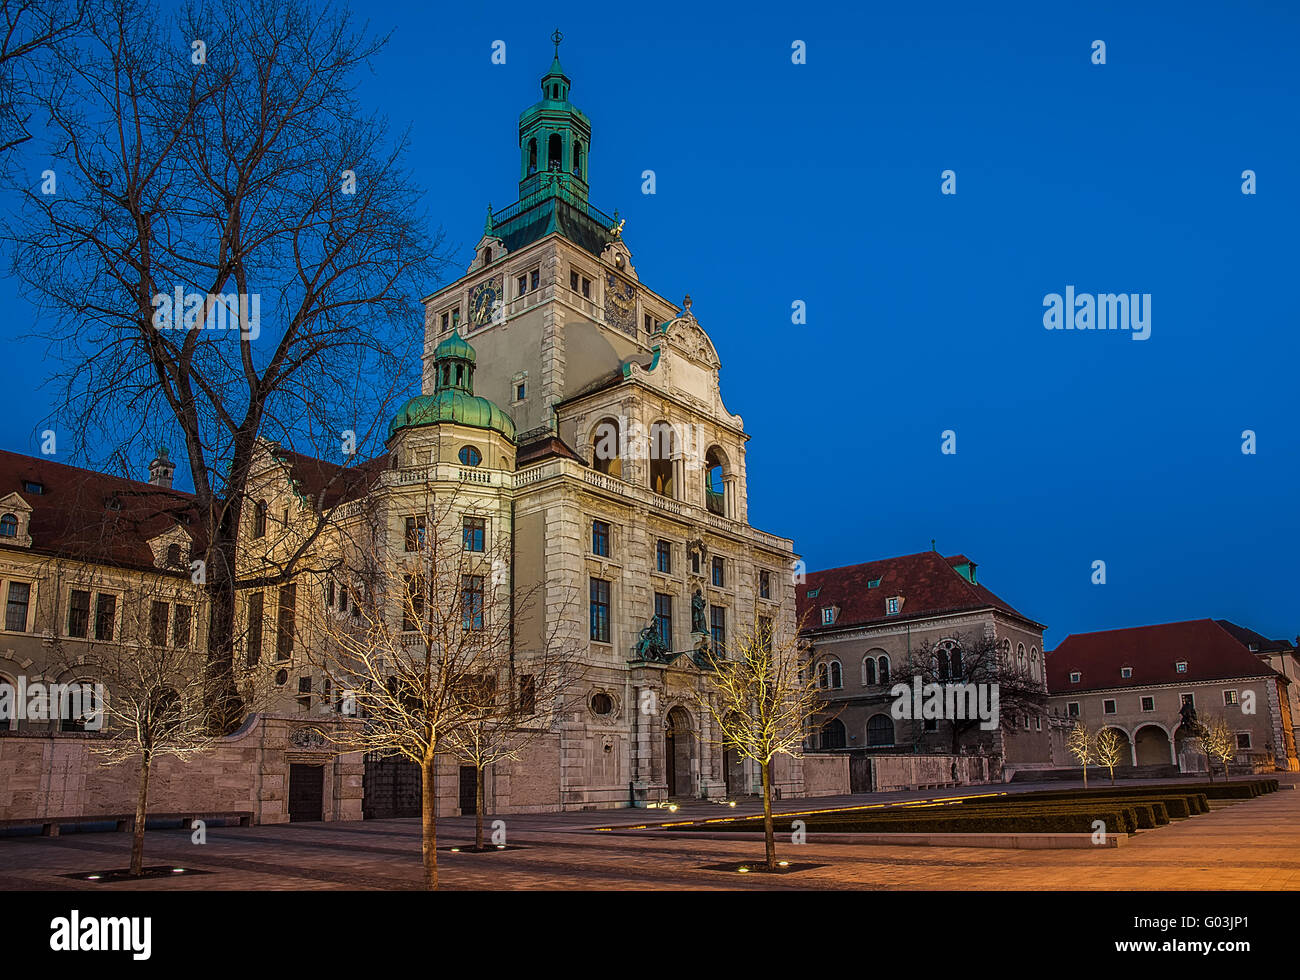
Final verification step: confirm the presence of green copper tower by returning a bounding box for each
[517,29,591,205]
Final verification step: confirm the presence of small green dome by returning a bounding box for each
[388,331,515,442]
[434,330,476,364]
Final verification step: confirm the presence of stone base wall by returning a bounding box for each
[871,753,997,792]
[0,714,363,825]
[799,753,850,796]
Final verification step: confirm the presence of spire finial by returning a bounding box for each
[551,28,563,56]
[484,202,494,235]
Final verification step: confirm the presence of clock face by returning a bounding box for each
[470,279,500,326]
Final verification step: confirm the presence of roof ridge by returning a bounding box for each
[0,447,195,498]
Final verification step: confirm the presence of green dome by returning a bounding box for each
[389,389,516,441]
[434,330,476,364]
[388,331,515,442]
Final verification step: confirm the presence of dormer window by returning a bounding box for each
[1175,661,1188,673]
[1121,666,1132,679]
[23,481,42,495]
[806,588,820,599]
[867,578,881,588]
[1069,671,1081,683]
[821,607,836,626]
[886,596,902,615]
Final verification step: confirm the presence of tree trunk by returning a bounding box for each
[1081,763,1087,789]
[760,758,776,871]
[421,750,438,890]
[475,764,485,851]
[1109,767,1115,786]
[203,526,245,733]
[130,752,151,876]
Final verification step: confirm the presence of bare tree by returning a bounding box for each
[1067,720,1093,788]
[0,0,85,154]
[309,484,580,888]
[1095,726,1123,786]
[4,0,448,730]
[78,576,262,875]
[1200,714,1237,782]
[898,630,1047,754]
[696,613,821,872]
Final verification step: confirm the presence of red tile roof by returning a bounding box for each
[0,449,202,572]
[796,550,1040,632]
[268,447,389,510]
[1047,619,1282,694]
[516,434,584,467]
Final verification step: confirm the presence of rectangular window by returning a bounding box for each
[326,580,335,610]
[461,575,484,630]
[759,569,770,599]
[94,593,117,641]
[821,607,835,625]
[516,382,526,400]
[338,586,348,614]
[1236,733,1251,750]
[644,313,654,333]
[463,517,486,552]
[1181,693,1195,708]
[886,597,900,615]
[1069,671,1081,683]
[519,674,536,714]
[1102,699,1116,714]
[247,592,264,666]
[581,277,591,298]
[1175,661,1188,673]
[690,550,700,575]
[1140,696,1155,712]
[656,539,671,573]
[276,584,296,660]
[1067,702,1080,718]
[1035,716,1042,731]
[710,605,726,655]
[297,676,312,709]
[530,269,540,292]
[654,593,672,646]
[4,581,29,632]
[441,311,449,331]
[592,520,610,557]
[173,604,192,649]
[68,589,91,638]
[711,555,725,587]
[518,274,527,296]
[150,600,170,646]
[1224,689,1239,705]
[589,578,610,643]
[569,270,579,291]
[1121,666,1133,678]
[405,515,426,552]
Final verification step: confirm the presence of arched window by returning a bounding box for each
[820,718,846,750]
[878,655,890,686]
[1030,646,1039,680]
[572,140,583,177]
[867,713,894,747]
[935,639,960,681]
[1017,643,1026,673]
[648,422,676,498]
[1001,638,1012,666]
[528,138,538,175]
[863,656,876,686]
[458,446,482,467]
[252,500,267,538]
[166,543,182,566]
[59,679,102,732]
[591,417,622,480]
[548,133,562,171]
[817,662,828,690]
[0,513,17,537]
[704,446,727,516]
[829,660,842,689]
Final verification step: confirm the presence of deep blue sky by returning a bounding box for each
[2,0,1296,648]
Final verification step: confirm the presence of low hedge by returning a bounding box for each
[961,792,1194,820]
[672,804,1140,835]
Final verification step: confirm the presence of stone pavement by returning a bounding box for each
[1,775,1296,890]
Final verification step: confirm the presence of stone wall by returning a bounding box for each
[870,754,996,793]
[799,752,849,796]
[0,714,363,825]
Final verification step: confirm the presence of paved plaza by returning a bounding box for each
[2,777,1297,890]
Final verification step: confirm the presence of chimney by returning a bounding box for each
[148,447,175,489]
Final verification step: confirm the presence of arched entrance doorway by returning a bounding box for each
[664,707,694,798]
[1134,724,1173,766]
